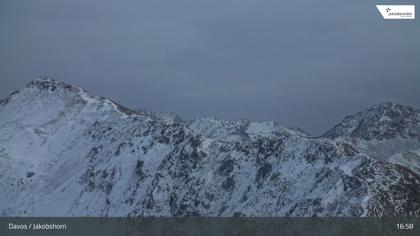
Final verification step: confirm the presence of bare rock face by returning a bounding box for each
[0,79,419,217]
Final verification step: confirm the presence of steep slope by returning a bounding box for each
[324,103,420,175]
[0,79,419,217]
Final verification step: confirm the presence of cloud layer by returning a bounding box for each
[1,0,419,134]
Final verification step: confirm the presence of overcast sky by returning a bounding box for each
[1,0,419,135]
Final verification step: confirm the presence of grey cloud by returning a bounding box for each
[1,0,419,135]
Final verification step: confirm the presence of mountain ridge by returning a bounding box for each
[0,78,419,217]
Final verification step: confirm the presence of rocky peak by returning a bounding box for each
[323,102,420,141]
[27,77,80,92]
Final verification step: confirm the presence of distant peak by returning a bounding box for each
[30,76,60,85]
[136,109,183,123]
[22,77,138,117]
[355,102,418,124]
[26,77,80,93]
[324,102,419,140]
[369,102,415,112]
[192,116,250,125]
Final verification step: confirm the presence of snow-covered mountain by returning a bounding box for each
[323,103,420,175]
[188,118,309,143]
[0,79,419,217]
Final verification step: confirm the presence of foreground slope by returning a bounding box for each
[0,79,419,216]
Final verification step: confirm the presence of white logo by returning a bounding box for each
[376,5,415,19]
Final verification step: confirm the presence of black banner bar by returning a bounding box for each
[1,217,419,236]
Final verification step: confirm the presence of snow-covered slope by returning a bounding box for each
[324,103,420,175]
[188,118,309,143]
[0,79,419,216]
